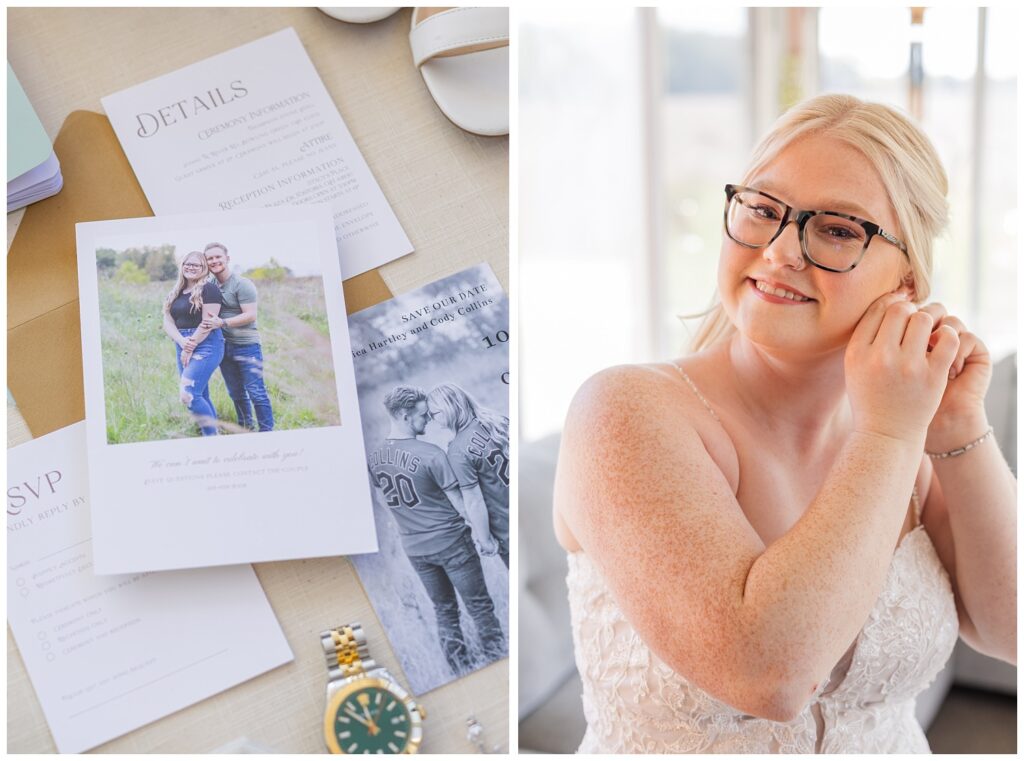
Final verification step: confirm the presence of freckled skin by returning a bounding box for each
[551,133,996,721]
[555,360,933,720]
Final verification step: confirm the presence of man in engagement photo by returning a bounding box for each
[369,385,507,676]
[201,242,275,433]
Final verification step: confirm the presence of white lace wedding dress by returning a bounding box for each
[566,370,960,754]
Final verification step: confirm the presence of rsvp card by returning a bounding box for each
[7,423,294,753]
[76,206,377,573]
[101,27,413,280]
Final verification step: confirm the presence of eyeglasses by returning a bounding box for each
[724,184,908,273]
[182,262,203,270]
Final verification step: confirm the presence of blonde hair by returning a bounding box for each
[164,251,210,317]
[689,93,949,353]
[427,383,509,454]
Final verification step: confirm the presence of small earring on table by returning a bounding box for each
[466,716,501,753]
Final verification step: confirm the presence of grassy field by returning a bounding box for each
[99,277,340,444]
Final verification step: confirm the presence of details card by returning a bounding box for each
[349,264,509,694]
[7,422,294,753]
[101,27,412,280]
[76,206,376,573]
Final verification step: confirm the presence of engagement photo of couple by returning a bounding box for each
[369,382,510,676]
[97,227,341,444]
[163,243,273,437]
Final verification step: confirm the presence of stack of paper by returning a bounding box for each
[8,63,63,212]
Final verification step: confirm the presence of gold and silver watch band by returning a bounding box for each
[321,623,378,683]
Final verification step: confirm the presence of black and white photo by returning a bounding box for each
[350,264,510,694]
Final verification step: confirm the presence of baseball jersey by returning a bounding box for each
[368,437,467,556]
[447,419,509,542]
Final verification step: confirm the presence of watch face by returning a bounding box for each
[325,679,421,754]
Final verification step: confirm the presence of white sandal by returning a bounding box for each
[410,7,509,136]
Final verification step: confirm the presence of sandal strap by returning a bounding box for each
[410,7,509,68]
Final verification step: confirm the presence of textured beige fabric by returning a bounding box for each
[7,7,508,753]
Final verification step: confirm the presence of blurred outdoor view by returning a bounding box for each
[521,7,1017,441]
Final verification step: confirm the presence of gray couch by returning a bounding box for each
[518,354,1016,754]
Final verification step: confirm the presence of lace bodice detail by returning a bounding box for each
[567,526,958,754]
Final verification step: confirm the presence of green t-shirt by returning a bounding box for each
[218,273,260,344]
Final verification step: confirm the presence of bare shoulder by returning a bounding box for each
[554,360,744,552]
[567,363,685,424]
[566,360,724,433]
[560,362,719,469]
[573,361,679,398]
[554,364,680,551]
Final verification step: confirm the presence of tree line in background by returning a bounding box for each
[96,246,294,284]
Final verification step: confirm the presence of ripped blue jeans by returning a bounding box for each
[174,328,224,436]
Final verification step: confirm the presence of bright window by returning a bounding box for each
[519,9,646,441]
[818,7,1016,359]
[657,8,749,358]
[521,8,1016,443]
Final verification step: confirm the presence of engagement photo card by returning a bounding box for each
[349,264,509,694]
[76,206,376,574]
[101,27,412,280]
[7,423,293,752]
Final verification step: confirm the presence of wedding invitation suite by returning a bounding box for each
[7,423,294,752]
[348,264,510,693]
[101,27,412,280]
[76,206,376,573]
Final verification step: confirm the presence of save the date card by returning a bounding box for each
[348,264,509,693]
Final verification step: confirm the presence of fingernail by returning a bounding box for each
[949,367,956,380]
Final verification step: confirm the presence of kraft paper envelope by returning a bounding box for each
[8,110,392,438]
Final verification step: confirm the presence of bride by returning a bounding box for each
[553,94,1016,753]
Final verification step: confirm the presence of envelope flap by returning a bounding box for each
[8,109,394,439]
[7,110,153,330]
[8,303,85,437]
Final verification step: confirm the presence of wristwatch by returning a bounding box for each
[321,623,425,754]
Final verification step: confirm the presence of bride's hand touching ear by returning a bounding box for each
[917,302,993,451]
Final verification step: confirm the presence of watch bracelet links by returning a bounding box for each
[321,623,378,681]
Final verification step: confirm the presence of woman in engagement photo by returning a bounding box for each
[428,383,512,568]
[162,250,224,436]
[553,94,1016,753]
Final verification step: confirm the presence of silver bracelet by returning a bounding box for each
[926,427,994,459]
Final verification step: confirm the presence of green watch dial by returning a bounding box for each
[330,685,412,754]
